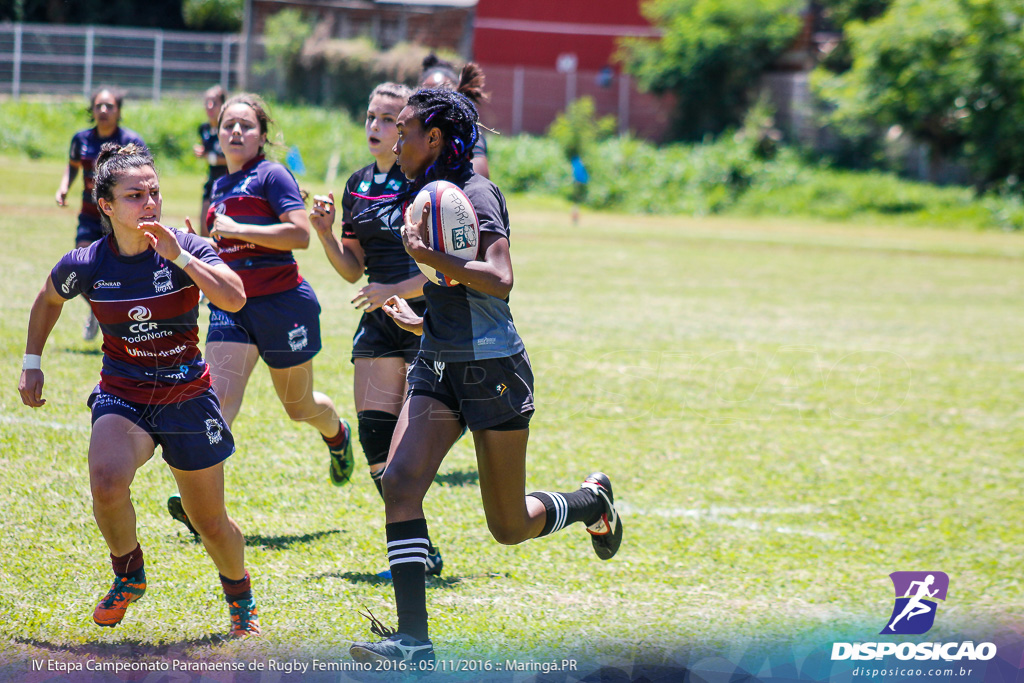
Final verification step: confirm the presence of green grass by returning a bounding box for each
[0,157,1022,676]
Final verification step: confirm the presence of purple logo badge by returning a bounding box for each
[881,571,949,635]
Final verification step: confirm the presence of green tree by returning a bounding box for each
[813,0,1024,188]
[182,0,242,32]
[547,97,617,160]
[618,0,804,140]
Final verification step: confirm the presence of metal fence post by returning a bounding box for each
[618,72,630,136]
[12,23,22,99]
[512,66,524,135]
[152,31,163,102]
[220,34,231,88]
[84,26,94,98]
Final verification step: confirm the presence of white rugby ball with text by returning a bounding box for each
[410,180,480,287]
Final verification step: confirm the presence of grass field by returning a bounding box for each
[0,156,1022,678]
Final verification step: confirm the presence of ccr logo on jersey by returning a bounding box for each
[128,305,152,321]
[882,571,949,635]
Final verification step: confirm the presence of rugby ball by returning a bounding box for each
[410,180,479,287]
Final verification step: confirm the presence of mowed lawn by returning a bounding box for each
[0,156,1022,672]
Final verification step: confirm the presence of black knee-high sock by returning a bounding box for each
[387,518,430,641]
[527,488,603,537]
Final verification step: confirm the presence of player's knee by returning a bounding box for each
[358,410,398,468]
[380,461,426,508]
[187,509,231,540]
[486,518,530,546]
[89,467,131,506]
[282,400,316,423]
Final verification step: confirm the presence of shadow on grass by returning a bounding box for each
[65,348,103,356]
[14,634,224,658]
[314,570,509,589]
[246,529,345,550]
[434,469,478,487]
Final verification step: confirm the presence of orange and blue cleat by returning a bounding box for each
[228,598,261,639]
[93,574,146,627]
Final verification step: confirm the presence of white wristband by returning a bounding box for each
[173,250,193,270]
[22,354,41,371]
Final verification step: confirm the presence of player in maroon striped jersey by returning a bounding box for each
[200,94,352,484]
[54,86,147,341]
[21,143,260,638]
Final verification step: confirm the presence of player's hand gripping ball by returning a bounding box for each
[410,180,479,286]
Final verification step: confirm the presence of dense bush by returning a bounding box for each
[1,98,1021,230]
[0,97,365,183]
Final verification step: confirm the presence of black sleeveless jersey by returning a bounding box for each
[341,162,421,286]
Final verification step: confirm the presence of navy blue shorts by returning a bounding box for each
[352,299,426,364]
[88,386,234,471]
[206,279,323,369]
[75,215,104,245]
[406,350,535,432]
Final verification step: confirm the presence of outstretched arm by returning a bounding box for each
[19,277,67,407]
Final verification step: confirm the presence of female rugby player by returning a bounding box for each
[311,82,443,577]
[54,86,147,340]
[22,143,259,637]
[347,87,623,665]
[167,94,353,537]
[193,84,228,235]
[419,55,491,179]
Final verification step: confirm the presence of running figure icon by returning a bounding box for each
[887,574,938,632]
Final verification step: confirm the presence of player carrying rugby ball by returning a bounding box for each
[347,79,624,666]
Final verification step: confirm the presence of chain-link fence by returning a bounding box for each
[0,22,247,100]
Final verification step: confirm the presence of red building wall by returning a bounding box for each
[473,0,656,70]
[471,0,672,141]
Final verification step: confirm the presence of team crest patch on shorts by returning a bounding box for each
[496,383,507,396]
[205,418,224,445]
[288,325,309,351]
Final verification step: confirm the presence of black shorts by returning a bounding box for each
[88,386,234,471]
[203,165,228,202]
[352,299,426,364]
[406,350,535,432]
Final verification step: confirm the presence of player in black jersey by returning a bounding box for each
[347,85,623,666]
[193,84,228,234]
[420,55,490,179]
[311,82,442,576]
